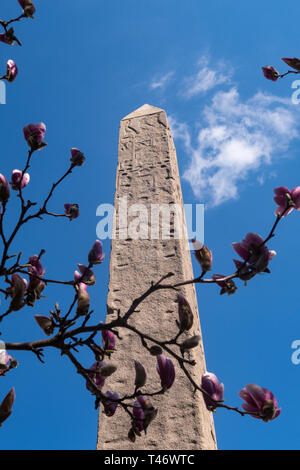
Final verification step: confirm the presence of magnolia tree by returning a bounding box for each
[0,1,298,441]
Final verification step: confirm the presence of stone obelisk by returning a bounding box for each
[97,105,217,450]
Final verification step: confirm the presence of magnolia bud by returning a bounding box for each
[134,361,147,389]
[156,355,175,391]
[143,407,158,432]
[19,0,36,18]
[9,274,27,311]
[282,57,300,71]
[180,335,200,351]
[99,364,117,377]
[34,315,55,336]
[64,203,79,221]
[23,123,47,151]
[5,60,18,83]
[76,288,90,316]
[0,388,15,426]
[262,65,279,81]
[70,148,85,166]
[88,240,105,265]
[128,428,136,442]
[192,239,213,273]
[149,345,163,356]
[0,174,10,203]
[177,294,193,331]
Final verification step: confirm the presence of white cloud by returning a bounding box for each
[182,56,232,98]
[150,71,174,90]
[170,87,300,207]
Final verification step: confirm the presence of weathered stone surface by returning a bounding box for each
[97,104,217,450]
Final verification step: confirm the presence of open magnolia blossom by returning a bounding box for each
[232,232,276,279]
[239,384,281,422]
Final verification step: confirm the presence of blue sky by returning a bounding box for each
[0,0,300,450]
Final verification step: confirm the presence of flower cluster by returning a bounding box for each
[262,57,300,82]
[0,9,297,439]
[201,372,280,421]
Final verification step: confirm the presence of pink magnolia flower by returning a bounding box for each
[27,256,45,303]
[88,240,105,265]
[281,57,300,71]
[28,255,45,275]
[0,350,12,376]
[156,354,175,390]
[23,122,47,150]
[74,271,85,291]
[273,186,300,217]
[262,66,279,81]
[70,148,85,166]
[5,60,18,82]
[8,273,27,311]
[18,0,36,18]
[0,174,10,202]
[101,325,116,351]
[64,203,79,221]
[239,384,281,422]
[102,391,119,417]
[132,396,156,433]
[86,361,106,393]
[74,264,95,286]
[11,169,30,190]
[133,397,146,432]
[232,232,276,277]
[201,372,224,411]
[28,255,45,290]
[192,239,213,273]
[0,388,15,426]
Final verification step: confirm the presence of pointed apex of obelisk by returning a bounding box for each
[121,104,164,121]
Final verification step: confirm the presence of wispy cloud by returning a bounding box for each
[150,71,174,90]
[170,88,300,207]
[181,56,232,98]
